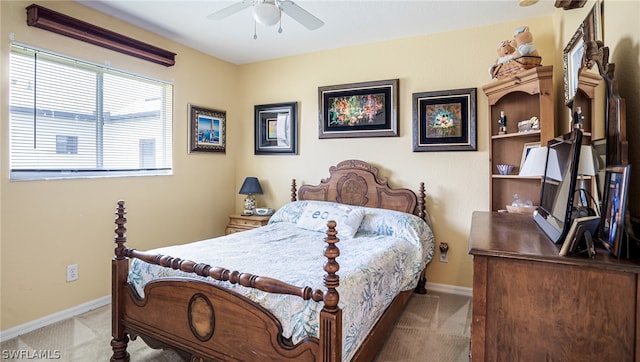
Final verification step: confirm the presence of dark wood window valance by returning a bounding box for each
[26,4,176,67]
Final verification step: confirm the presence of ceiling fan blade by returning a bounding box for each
[278,0,324,30]
[206,0,254,21]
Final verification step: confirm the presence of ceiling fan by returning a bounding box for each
[207,0,324,38]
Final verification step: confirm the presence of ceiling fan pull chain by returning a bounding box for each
[278,18,283,34]
[253,20,258,40]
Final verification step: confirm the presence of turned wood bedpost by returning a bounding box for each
[291,179,298,201]
[319,221,342,362]
[111,200,130,362]
[415,183,428,294]
[417,182,426,220]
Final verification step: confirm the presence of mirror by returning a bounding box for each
[563,21,587,107]
[584,40,629,167]
[563,2,634,247]
[563,4,606,200]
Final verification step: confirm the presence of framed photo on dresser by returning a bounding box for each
[598,165,630,257]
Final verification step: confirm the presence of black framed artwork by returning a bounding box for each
[412,88,477,152]
[254,102,298,155]
[318,79,398,139]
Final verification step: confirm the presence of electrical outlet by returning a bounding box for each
[66,264,78,282]
[440,252,449,263]
[439,242,449,263]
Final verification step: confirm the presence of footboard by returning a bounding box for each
[111,201,342,362]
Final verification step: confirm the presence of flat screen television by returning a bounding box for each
[534,129,583,243]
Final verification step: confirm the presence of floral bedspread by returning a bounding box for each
[128,201,434,361]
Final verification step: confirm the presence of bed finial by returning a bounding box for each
[291,179,297,202]
[417,182,426,220]
[323,221,340,312]
[114,200,128,260]
[112,200,131,361]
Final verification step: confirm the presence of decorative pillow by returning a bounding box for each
[296,202,365,239]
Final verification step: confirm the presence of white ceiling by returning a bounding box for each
[75,0,557,65]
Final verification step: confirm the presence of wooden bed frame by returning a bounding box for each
[111,159,429,361]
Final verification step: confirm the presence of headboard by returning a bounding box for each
[291,159,426,220]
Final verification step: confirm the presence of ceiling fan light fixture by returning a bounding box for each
[253,2,281,26]
[518,0,539,6]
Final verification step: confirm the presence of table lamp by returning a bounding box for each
[239,177,263,215]
[577,145,598,208]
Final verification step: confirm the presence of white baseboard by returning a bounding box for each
[426,282,473,297]
[0,295,110,343]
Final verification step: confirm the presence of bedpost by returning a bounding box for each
[111,201,130,362]
[417,182,426,220]
[319,221,342,362]
[291,179,298,201]
[414,183,428,294]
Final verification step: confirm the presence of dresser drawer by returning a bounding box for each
[225,214,271,235]
[231,217,265,227]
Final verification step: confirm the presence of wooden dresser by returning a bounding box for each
[469,211,640,361]
[225,214,270,235]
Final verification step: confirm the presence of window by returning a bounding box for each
[9,44,173,180]
[55,135,78,154]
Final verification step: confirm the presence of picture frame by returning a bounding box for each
[254,102,298,155]
[583,2,603,45]
[563,2,602,106]
[189,104,226,153]
[520,141,541,172]
[598,165,630,257]
[563,22,585,106]
[318,79,398,139]
[591,138,607,201]
[412,88,477,152]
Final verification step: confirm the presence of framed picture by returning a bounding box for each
[254,102,298,155]
[318,79,398,139]
[412,88,477,152]
[583,2,603,44]
[520,141,541,172]
[189,104,226,153]
[591,138,606,200]
[563,23,585,106]
[598,165,630,257]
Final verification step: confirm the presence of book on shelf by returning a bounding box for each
[559,216,600,256]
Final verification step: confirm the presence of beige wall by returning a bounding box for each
[604,0,640,220]
[1,0,240,330]
[235,17,556,292]
[1,0,638,332]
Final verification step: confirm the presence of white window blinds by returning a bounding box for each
[9,44,173,180]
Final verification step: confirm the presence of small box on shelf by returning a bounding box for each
[517,116,540,133]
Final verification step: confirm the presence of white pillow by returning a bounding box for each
[296,202,365,239]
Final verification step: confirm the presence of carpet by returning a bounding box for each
[1,291,471,361]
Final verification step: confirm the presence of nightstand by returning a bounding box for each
[225,214,271,235]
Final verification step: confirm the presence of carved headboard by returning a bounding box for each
[291,159,426,220]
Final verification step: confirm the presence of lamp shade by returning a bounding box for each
[239,177,263,195]
[519,146,548,177]
[519,146,562,181]
[253,1,281,26]
[578,145,596,176]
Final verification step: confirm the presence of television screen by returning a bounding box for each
[534,129,583,243]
